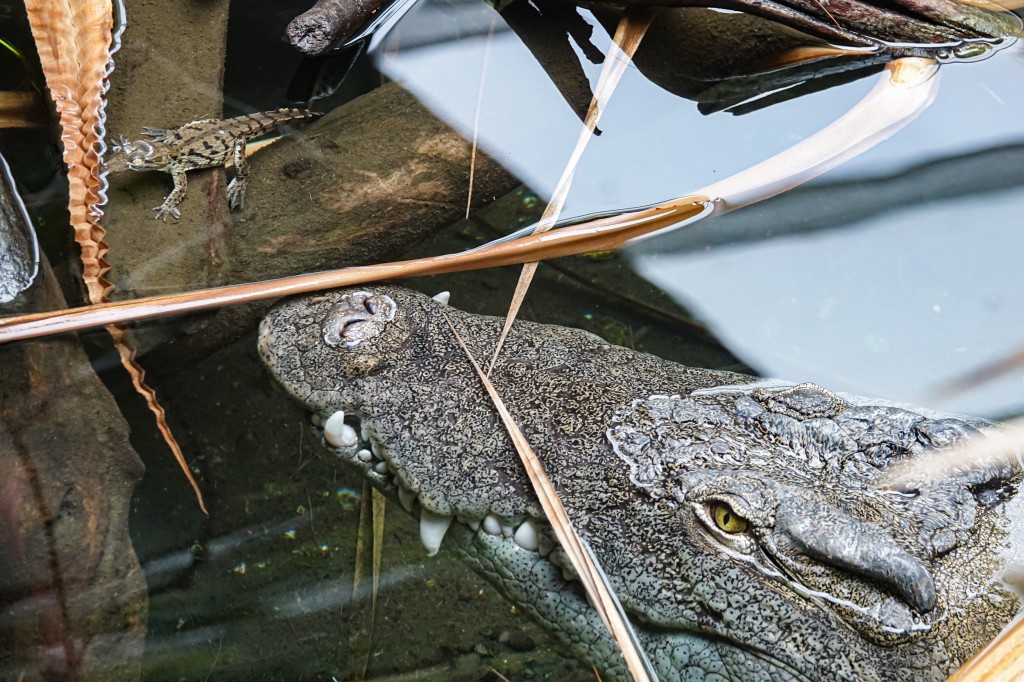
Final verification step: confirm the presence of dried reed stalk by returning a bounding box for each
[490,8,656,372]
[443,312,655,682]
[0,197,708,342]
[24,0,206,511]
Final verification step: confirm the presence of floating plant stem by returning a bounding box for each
[489,7,656,373]
[678,57,940,223]
[0,57,940,345]
[0,197,709,342]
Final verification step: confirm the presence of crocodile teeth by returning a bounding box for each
[538,532,555,558]
[356,449,372,462]
[513,519,539,551]
[420,509,453,556]
[398,486,416,513]
[323,411,358,449]
[431,291,450,305]
[482,513,502,536]
[373,461,389,475]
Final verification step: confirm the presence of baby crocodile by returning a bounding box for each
[108,108,320,221]
[258,285,1024,682]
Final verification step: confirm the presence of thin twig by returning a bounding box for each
[488,8,656,374]
[466,16,497,221]
[441,311,656,682]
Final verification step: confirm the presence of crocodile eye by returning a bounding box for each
[712,502,747,533]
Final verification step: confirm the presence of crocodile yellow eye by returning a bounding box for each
[712,503,747,533]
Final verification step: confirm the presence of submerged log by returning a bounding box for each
[0,259,146,681]
[104,81,519,379]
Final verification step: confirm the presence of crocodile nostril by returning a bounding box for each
[341,316,368,334]
[322,314,368,346]
[321,291,397,347]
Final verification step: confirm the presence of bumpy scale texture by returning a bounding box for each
[258,286,1024,682]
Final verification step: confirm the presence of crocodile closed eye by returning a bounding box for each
[711,502,748,533]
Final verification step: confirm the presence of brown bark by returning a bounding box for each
[0,261,147,682]
[286,0,390,56]
[116,82,520,381]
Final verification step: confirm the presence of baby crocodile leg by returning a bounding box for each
[154,166,187,221]
[226,137,248,210]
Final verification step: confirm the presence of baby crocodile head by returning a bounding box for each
[107,136,172,173]
[259,285,1024,682]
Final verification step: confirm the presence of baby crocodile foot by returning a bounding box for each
[226,177,246,210]
[153,203,181,221]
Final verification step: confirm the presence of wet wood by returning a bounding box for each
[580,0,1020,48]
[136,81,520,381]
[0,92,46,128]
[102,0,233,306]
[0,259,146,681]
[524,7,887,121]
[286,0,391,56]
[0,152,38,303]
[231,83,518,287]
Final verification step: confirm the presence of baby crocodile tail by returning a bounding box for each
[235,108,322,139]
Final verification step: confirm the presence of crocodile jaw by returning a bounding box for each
[297,403,634,680]
[289,404,816,682]
[258,285,1023,682]
[257,291,819,682]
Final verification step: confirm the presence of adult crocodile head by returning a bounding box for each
[258,285,1024,682]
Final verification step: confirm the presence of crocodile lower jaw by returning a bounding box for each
[314,408,574,569]
[311,408,816,682]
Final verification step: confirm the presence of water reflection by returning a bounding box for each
[632,47,1024,416]
[2,0,1023,679]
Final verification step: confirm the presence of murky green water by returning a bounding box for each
[2,0,1023,680]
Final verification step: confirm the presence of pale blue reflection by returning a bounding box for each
[378,0,1024,418]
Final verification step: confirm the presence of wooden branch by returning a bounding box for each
[0,92,47,128]
[0,256,146,679]
[286,0,391,56]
